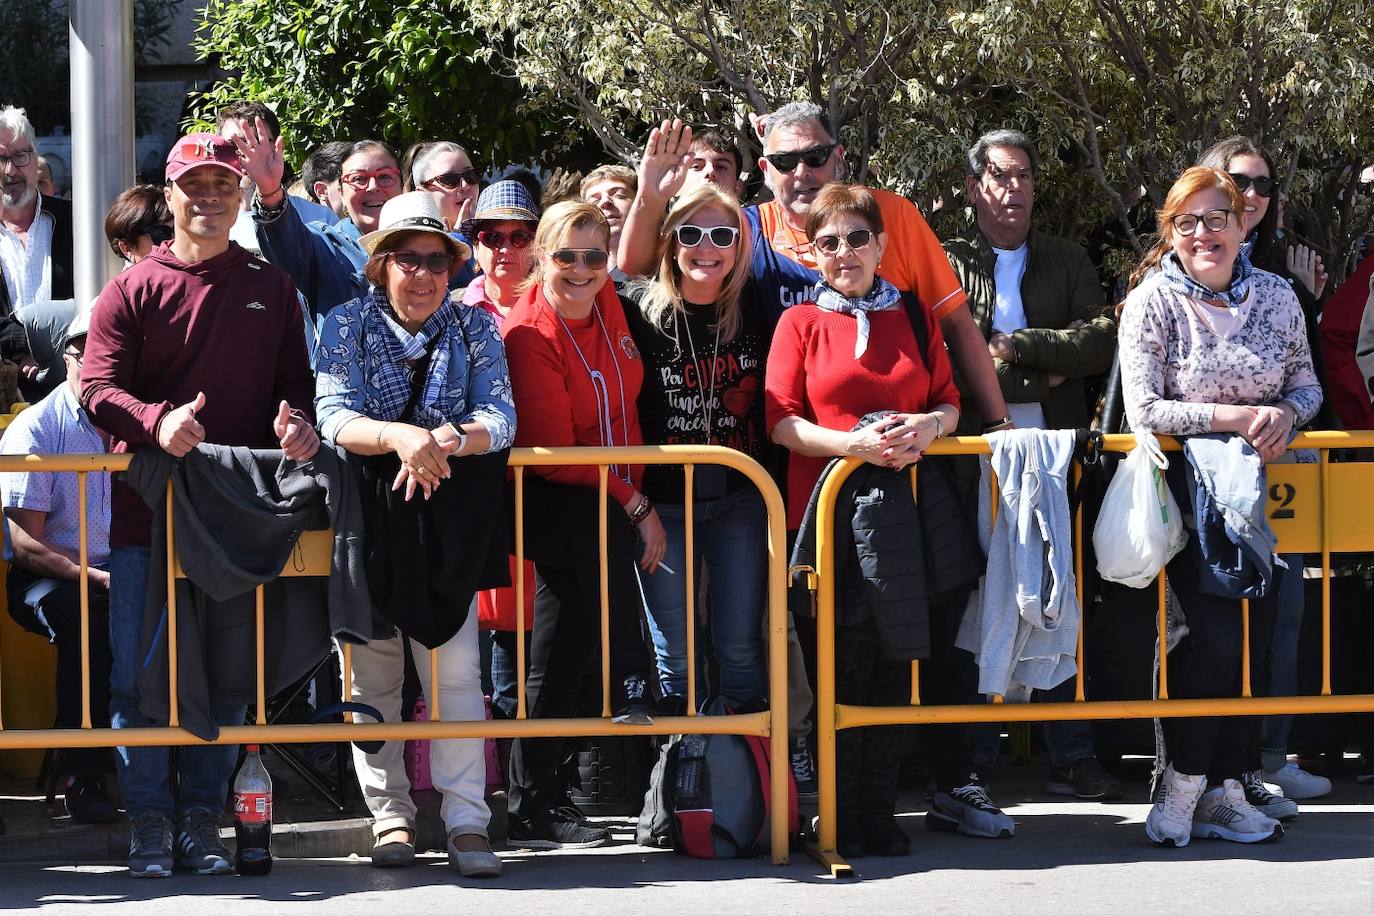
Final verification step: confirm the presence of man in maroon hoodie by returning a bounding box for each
[81,134,318,878]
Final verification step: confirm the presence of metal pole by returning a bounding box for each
[70,0,135,308]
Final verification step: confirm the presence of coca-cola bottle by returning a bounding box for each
[233,745,273,876]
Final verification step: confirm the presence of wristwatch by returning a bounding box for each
[451,424,468,454]
[982,416,1014,434]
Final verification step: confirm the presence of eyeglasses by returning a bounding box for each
[1170,209,1234,235]
[1228,172,1274,198]
[145,224,174,245]
[549,248,609,270]
[341,168,401,190]
[423,169,481,191]
[812,228,874,255]
[388,250,456,274]
[764,144,836,173]
[476,228,534,250]
[0,147,34,169]
[675,224,739,249]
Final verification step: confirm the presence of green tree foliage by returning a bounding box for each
[193,0,1374,282]
[463,0,1374,279]
[191,0,561,171]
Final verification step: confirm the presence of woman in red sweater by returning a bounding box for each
[500,200,661,849]
[766,183,1013,856]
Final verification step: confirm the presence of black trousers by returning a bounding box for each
[835,626,908,817]
[835,592,978,816]
[508,477,651,821]
[1161,547,1280,782]
[6,569,112,775]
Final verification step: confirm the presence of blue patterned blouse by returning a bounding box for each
[314,287,516,450]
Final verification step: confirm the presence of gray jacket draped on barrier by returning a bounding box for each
[957,428,1081,696]
[127,443,371,740]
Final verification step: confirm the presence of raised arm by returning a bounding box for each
[616,119,692,277]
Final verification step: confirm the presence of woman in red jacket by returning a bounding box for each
[500,200,662,849]
[766,182,1013,857]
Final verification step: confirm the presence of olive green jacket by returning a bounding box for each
[944,227,1116,431]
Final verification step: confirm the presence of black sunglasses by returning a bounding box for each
[675,224,739,249]
[549,248,609,270]
[145,224,174,245]
[388,251,456,274]
[1228,172,1274,198]
[424,169,481,191]
[765,144,836,173]
[812,228,873,255]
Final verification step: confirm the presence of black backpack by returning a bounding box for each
[636,697,797,857]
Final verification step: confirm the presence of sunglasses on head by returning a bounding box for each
[145,224,174,244]
[1228,172,1274,198]
[675,224,739,249]
[476,227,534,250]
[388,250,456,274]
[549,248,609,270]
[812,228,873,255]
[341,168,401,190]
[765,144,836,173]
[424,169,481,191]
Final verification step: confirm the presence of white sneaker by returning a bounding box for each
[1145,764,1206,847]
[1190,779,1284,843]
[1263,762,1332,800]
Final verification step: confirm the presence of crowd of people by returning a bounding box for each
[0,93,1371,877]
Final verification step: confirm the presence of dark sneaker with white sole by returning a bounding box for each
[790,736,818,803]
[1241,769,1298,822]
[128,812,174,878]
[1045,758,1123,800]
[174,809,233,874]
[611,675,654,725]
[927,783,1015,838]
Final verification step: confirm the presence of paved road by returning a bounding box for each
[3,787,1370,914]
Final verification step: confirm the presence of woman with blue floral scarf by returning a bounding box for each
[315,191,514,879]
[1121,167,1322,849]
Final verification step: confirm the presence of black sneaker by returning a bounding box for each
[64,776,119,824]
[174,809,233,874]
[128,812,174,878]
[1045,758,1123,801]
[790,736,818,803]
[509,810,611,849]
[1356,757,1374,785]
[927,783,1015,838]
[1241,769,1299,822]
[611,675,654,725]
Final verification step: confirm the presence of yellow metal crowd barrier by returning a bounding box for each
[806,430,1374,877]
[0,445,792,865]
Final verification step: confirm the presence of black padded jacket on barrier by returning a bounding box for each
[789,411,985,661]
[127,443,372,741]
[355,447,511,649]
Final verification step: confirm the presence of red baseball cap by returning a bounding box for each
[165,133,244,183]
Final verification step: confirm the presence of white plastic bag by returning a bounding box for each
[1093,431,1188,588]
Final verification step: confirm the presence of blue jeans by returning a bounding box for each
[109,547,245,820]
[1260,555,1304,772]
[638,487,768,704]
[971,676,1096,771]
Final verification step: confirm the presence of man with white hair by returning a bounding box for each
[0,106,74,389]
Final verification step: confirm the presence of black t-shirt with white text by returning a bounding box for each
[623,283,770,503]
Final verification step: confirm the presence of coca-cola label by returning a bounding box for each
[234,791,272,824]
